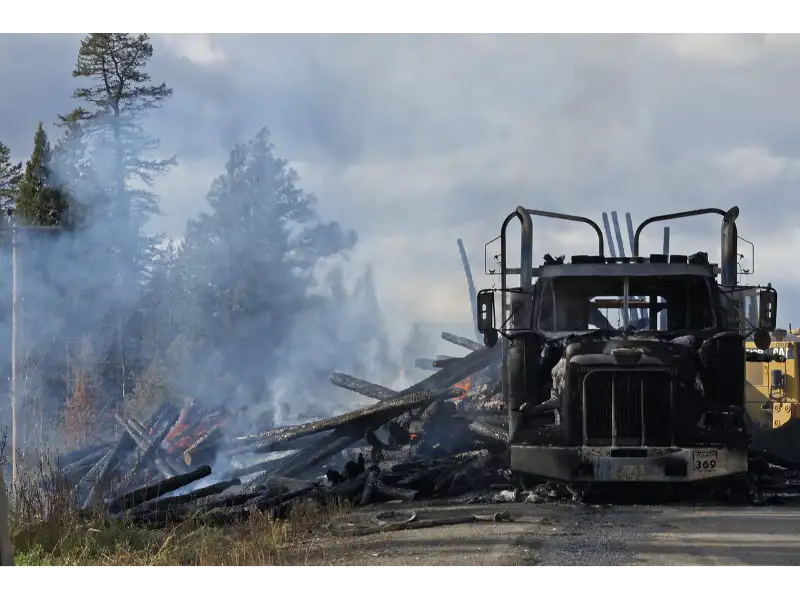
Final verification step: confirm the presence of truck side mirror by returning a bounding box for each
[753,328,772,351]
[476,289,496,347]
[758,288,777,331]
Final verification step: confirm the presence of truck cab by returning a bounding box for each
[476,206,777,487]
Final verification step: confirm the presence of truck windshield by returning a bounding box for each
[536,275,716,332]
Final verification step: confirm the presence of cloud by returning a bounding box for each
[4,33,800,335]
[156,34,226,68]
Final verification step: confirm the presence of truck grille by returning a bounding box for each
[577,367,675,447]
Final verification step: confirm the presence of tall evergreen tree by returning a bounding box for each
[58,33,176,402]
[60,33,175,231]
[16,122,69,227]
[177,128,357,406]
[0,141,22,212]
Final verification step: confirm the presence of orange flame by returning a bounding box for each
[454,376,472,397]
[409,433,418,440]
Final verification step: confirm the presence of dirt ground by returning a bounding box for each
[303,502,800,566]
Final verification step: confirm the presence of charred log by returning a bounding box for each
[105,465,212,514]
[330,373,397,401]
[441,332,483,353]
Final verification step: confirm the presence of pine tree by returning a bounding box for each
[60,33,175,231]
[59,33,176,403]
[0,141,22,212]
[16,122,69,227]
[178,128,357,405]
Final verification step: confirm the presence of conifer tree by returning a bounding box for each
[16,122,69,227]
[0,141,22,212]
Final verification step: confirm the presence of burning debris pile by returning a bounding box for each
[51,332,508,526]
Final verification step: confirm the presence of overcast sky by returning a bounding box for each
[2,33,800,336]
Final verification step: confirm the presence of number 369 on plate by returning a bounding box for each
[692,450,718,472]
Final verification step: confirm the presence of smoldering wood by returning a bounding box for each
[60,446,111,480]
[402,346,500,395]
[128,478,241,517]
[360,471,378,505]
[230,429,325,455]
[217,455,299,481]
[105,465,213,515]
[182,424,224,465]
[115,409,183,492]
[431,357,463,369]
[268,432,362,480]
[329,373,397,401]
[414,358,441,371]
[467,421,509,445]
[372,478,418,502]
[114,414,178,479]
[154,458,179,479]
[245,481,319,510]
[441,332,483,353]
[81,431,135,510]
[276,389,465,480]
[57,443,113,469]
[255,388,458,451]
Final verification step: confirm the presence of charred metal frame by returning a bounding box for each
[633,206,739,287]
[495,206,605,332]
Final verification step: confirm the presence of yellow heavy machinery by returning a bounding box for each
[746,328,800,429]
[746,328,800,462]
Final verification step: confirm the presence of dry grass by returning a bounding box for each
[3,443,348,566]
[11,499,345,566]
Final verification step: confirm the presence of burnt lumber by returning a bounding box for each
[330,373,397,401]
[441,331,483,353]
[106,465,213,514]
[49,337,516,527]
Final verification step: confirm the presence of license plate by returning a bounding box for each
[616,464,644,481]
[693,450,718,472]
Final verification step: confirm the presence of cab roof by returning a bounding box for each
[534,253,718,279]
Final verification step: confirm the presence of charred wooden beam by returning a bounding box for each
[468,421,509,445]
[414,358,441,371]
[114,414,178,479]
[360,471,378,505]
[57,442,113,469]
[129,478,241,517]
[217,457,301,481]
[373,478,419,502]
[329,373,397,401]
[245,481,318,510]
[117,409,183,490]
[441,331,483,353]
[329,471,368,500]
[431,357,463,369]
[105,465,212,514]
[243,387,460,456]
[402,346,500,395]
[233,431,326,455]
[80,429,137,510]
[269,388,463,480]
[182,424,224,466]
[74,446,115,503]
[60,446,111,480]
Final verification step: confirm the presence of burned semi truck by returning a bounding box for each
[476,206,778,489]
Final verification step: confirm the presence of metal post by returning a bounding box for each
[10,221,19,486]
[659,227,670,330]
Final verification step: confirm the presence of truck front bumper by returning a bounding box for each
[511,445,748,483]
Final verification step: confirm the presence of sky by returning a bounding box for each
[2,33,800,339]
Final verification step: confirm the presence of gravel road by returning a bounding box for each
[308,502,800,565]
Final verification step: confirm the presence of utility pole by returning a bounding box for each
[10,219,19,487]
[6,211,61,487]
